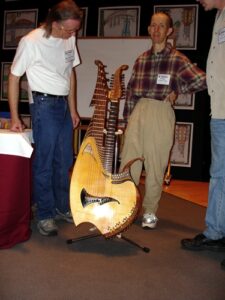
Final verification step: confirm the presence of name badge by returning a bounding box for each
[65,50,74,62]
[218,27,225,44]
[157,74,170,85]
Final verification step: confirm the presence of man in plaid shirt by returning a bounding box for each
[120,12,207,229]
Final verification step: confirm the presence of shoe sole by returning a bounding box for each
[181,244,225,252]
[37,225,58,236]
[142,223,157,229]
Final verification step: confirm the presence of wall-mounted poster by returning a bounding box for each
[170,122,194,167]
[78,7,88,37]
[154,5,198,50]
[98,6,140,37]
[174,93,195,110]
[3,9,38,49]
[1,62,29,102]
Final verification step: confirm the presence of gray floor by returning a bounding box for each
[0,192,225,300]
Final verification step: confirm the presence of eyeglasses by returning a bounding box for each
[60,25,78,34]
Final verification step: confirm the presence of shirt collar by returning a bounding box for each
[150,42,173,57]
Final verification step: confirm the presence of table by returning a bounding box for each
[0,129,33,249]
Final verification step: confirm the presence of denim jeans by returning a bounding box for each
[204,119,225,240]
[30,94,73,221]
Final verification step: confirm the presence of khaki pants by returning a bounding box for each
[120,98,175,214]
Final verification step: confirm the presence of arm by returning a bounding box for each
[8,72,24,132]
[178,60,207,94]
[123,85,134,124]
[68,68,80,129]
[123,65,139,125]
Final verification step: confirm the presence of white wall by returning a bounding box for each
[76,37,151,118]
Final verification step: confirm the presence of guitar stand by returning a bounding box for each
[67,232,150,253]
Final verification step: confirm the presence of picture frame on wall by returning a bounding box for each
[174,93,195,110]
[1,62,11,101]
[1,62,29,102]
[78,7,88,37]
[3,9,38,49]
[98,6,141,37]
[170,122,194,167]
[154,4,198,50]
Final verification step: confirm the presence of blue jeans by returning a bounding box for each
[204,119,225,240]
[30,94,73,221]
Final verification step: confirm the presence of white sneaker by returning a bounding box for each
[37,218,58,236]
[142,213,158,229]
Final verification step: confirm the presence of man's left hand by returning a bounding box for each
[71,111,80,129]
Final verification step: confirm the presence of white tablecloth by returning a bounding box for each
[0,129,33,158]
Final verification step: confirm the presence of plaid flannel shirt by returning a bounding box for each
[123,43,207,122]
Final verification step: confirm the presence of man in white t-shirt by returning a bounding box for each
[8,0,83,236]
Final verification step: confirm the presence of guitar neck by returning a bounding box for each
[103,100,119,173]
[86,61,109,157]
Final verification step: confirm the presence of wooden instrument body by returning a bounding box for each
[70,61,141,238]
[70,136,140,237]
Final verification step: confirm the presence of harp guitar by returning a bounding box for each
[70,60,141,238]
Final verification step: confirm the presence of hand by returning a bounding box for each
[164,91,178,106]
[10,118,25,132]
[71,111,80,129]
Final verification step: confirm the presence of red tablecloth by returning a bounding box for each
[0,154,32,249]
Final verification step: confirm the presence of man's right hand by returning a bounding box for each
[10,118,24,132]
[164,91,178,106]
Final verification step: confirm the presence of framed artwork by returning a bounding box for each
[78,7,88,37]
[174,93,195,110]
[98,6,141,37]
[170,122,194,167]
[3,9,38,49]
[1,62,29,102]
[154,5,198,50]
[1,62,11,101]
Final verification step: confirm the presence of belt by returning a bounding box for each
[32,91,67,98]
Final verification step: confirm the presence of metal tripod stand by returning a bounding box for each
[67,131,150,253]
[67,232,150,253]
